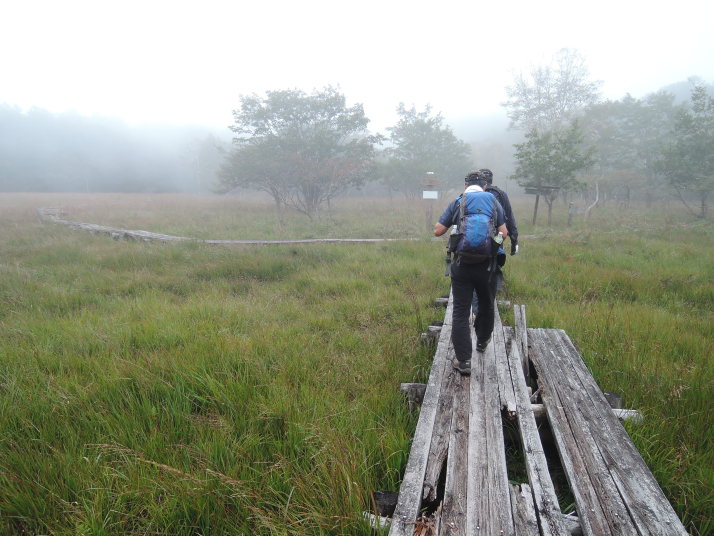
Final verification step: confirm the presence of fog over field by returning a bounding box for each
[1,0,713,194]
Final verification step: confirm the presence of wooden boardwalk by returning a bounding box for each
[386,296,688,536]
[37,208,412,245]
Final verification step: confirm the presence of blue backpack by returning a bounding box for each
[454,191,500,263]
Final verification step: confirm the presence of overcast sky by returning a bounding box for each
[1,0,712,133]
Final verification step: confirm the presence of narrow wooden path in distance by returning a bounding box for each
[387,296,687,536]
[37,208,413,245]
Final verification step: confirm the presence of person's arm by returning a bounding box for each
[495,200,507,239]
[434,222,449,236]
[501,195,519,254]
[503,198,518,241]
[435,199,458,236]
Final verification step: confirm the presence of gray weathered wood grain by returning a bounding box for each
[493,308,517,417]
[467,311,514,536]
[510,484,540,536]
[513,305,530,383]
[423,368,458,502]
[528,329,612,536]
[501,321,568,535]
[439,373,469,536]
[389,295,454,536]
[546,330,687,535]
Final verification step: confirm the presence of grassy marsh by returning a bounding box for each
[0,193,711,535]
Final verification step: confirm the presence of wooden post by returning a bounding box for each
[532,194,540,225]
[400,383,427,412]
[603,392,623,409]
[435,297,449,307]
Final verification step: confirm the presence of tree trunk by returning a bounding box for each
[584,182,599,220]
[532,194,540,226]
[545,191,558,226]
[273,196,285,227]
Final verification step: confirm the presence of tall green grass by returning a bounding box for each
[0,193,711,535]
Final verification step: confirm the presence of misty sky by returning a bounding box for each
[2,0,712,132]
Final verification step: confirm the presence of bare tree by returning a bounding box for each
[503,49,602,132]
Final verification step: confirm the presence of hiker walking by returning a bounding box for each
[480,167,518,260]
[434,171,507,376]
[472,168,519,309]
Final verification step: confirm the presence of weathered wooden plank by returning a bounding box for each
[533,329,646,535]
[501,324,568,535]
[544,329,681,535]
[510,484,540,536]
[467,341,488,536]
[528,329,612,536]
[494,308,517,416]
[363,511,392,530]
[513,305,530,383]
[544,328,646,535]
[38,208,415,245]
[540,330,643,533]
[389,296,454,536]
[467,317,514,536]
[547,330,687,535]
[423,366,458,502]
[529,404,643,423]
[485,337,515,536]
[439,373,470,536]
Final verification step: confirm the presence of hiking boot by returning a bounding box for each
[476,337,491,353]
[452,358,471,376]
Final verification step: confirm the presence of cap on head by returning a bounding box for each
[478,168,493,184]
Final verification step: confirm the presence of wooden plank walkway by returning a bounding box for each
[387,297,687,536]
[36,208,412,245]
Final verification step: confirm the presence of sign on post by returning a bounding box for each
[421,172,442,232]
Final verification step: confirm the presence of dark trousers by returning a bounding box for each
[451,260,496,362]
[471,267,503,314]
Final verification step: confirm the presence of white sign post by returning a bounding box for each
[421,172,441,232]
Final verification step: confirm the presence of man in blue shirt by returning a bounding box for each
[471,168,519,313]
[434,171,507,376]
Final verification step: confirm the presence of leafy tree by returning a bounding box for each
[659,86,714,218]
[581,93,680,205]
[581,90,698,209]
[511,121,595,225]
[381,104,472,198]
[218,87,378,218]
[579,97,641,203]
[503,49,602,132]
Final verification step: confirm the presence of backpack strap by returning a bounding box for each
[486,185,504,207]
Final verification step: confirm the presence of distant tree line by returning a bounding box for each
[3,62,711,223]
[504,49,714,221]
[216,87,472,219]
[0,105,225,193]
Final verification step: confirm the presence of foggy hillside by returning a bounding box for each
[1,78,711,194]
[0,105,229,193]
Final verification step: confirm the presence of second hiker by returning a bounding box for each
[434,171,508,376]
